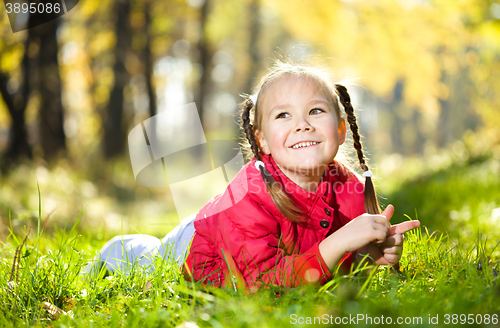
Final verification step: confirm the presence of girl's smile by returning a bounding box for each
[255,76,346,191]
[290,141,320,149]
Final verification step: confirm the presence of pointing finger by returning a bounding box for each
[388,220,420,236]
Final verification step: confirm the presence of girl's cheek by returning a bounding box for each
[272,136,286,151]
[274,129,289,142]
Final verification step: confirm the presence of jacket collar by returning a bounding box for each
[255,153,354,207]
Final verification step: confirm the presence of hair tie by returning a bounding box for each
[255,160,265,171]
[363,170,373,178]
[249,94,258,105]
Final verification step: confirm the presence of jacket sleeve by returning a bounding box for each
[220,202,342,289]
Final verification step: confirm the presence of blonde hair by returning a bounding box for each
[240,61,381,222]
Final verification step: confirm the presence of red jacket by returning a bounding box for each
[182,153,366,290]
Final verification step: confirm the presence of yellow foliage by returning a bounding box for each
[79,0,106,21]
[0,43,23,72]
[89,30,116,58]
[206,0,246,44]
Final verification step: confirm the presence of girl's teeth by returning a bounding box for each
[292,142,318,149]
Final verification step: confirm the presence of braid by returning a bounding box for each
[335,85,367,171]
[240,98,304,222]
[335,84,381,215]
[242,99,261,161]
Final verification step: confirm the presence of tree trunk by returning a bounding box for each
[35,19,66,162]
[104,0,132,158]
[0,31,33,169]
[193,0,212,127]
[437,70,450,148]
[144,0,156,119]
[245,0,261,94]
[1,14,66,167]
[390,79,404,154]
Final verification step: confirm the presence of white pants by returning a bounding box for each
[86,213,196,275]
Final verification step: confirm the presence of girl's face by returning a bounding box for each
[255,76,346,184]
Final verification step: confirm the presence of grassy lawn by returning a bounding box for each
[1,152,499,327]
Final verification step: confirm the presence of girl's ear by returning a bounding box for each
[338,118,346,145]
[255,130,271,155]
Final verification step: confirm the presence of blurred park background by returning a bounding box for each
[0,0,499,249]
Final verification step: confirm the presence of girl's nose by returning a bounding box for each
[294,118,314,132]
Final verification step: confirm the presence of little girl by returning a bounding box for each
[93,61,420,290]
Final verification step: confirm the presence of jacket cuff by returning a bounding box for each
[294,242,355,285]
[292,241,333,286]
[308,241,354,277]
[338,250,354,274]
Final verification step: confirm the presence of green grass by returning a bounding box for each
[380,151,500,257]
[1,202,499,326]
[1,148,500,327]
[0,212,498,327]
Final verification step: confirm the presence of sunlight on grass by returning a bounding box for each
[0,201,498,327]
[0,158,180,243]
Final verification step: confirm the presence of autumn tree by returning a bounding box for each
[0,31,33,168]
[104,0,132,158]
[33,19,66,162]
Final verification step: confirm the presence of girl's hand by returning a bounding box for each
[357,215,421,266]
[339,205,394,253]
[319,205,420,270]
[378,232,404,266]
[380,220,420,265]
[318,206,391,270]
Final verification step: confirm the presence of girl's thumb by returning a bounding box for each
[382,204,395,221]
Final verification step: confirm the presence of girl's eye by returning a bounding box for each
[310,108,325,115]
[276,112,290,119]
